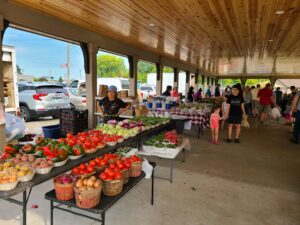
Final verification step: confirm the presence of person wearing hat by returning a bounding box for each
[98,85,129,122]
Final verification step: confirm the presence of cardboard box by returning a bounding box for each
[98,85,108,97]
[120,90,128,99]
[134,105,148,116]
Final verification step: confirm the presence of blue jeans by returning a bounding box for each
[245,103,252,116]
[293,111,300,142]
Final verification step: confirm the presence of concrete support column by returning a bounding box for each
[0,16,5,150]
[186,71,190,96]
[207,77,210,86]
[85,42,98,129]
[270,77,277,88]
[156,63,163,96]
[194,72,199,90]
[173,68,178,88]
[128,56,138,97]
[241,78,247,88]
[211,78,215,95]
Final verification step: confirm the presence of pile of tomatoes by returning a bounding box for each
[164,131,179,144]
[72,163,96,175]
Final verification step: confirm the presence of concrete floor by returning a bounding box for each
[1,120,300,225]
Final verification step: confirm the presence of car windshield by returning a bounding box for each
[121,79,129,89]
[36,85,64,94]
[141,86,153,91]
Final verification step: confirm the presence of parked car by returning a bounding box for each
[139,84,156,99]
[67,81,86,110]
[18,82,70,121]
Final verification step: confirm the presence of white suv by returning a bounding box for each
[139,85,156,99]
[18,82,70,121]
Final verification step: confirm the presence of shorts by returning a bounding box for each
[252,100,260,110]
[227,115,242,124]
[259,104,271,113]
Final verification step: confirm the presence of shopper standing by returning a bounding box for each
[290,91,300,144]
[205,86,212,98]
[194,88,203,101]
[225,85,246,143]
[257,83,275,125]
[275,87,283,107]
[251,84,261,117]
[162,85,172,96]
[244,86,252,116]
[210,105,221,144]
[187,86,194,102]
[214,84,221,97]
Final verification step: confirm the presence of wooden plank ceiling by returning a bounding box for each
[9,0,300,77]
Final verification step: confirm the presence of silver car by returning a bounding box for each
[67,80,86,110]
[18,82,70,121]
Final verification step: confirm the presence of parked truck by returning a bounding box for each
[2,45,19,115]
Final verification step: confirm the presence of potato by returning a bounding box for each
[76,179,84,188]
[28,155,35,163]
[31,163,37,168]
[15,153,22,159]
[4,161,13,167]
[21,155,28,162]
[90,176,96,181]
[93,180,101,188]
[87,179,94,187]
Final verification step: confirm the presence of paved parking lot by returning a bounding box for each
[25,117,59,132]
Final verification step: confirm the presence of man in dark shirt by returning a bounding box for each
[214,84,221,97]
[162,85,172,97]
[225,85,246,143]
[98,85,128,122]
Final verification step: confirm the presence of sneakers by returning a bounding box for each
[226,138,232,143]
[290,139,298,144]
[234,139,240,144]
[226,138,240,143]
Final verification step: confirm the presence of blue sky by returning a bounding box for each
[3,28,85,80]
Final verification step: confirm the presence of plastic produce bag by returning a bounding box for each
[5,113,25,142]
[142,157,153,179]
[241,118,250,128]
[271,107,281,119]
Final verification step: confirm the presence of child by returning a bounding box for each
[221,96,228,130]
[210,105,222,144]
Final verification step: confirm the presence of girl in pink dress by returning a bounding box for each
[210,105,222,144]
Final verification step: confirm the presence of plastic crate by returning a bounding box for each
[43,125,61,139]
[60,109,88,136]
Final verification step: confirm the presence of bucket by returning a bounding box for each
[147,102,153,109]
[42,125,61,139]
[54,182,75,201]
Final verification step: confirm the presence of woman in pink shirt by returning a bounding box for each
[171,87,179,103]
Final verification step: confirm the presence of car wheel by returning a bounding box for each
[20,106,31,122]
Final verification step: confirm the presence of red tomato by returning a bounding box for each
[109,163,116,170]
[107,170,115,178]
[79,164,87,170]
[113,167,120,172]
[72,167,79,174]
[99,160,107,167]
[92,136,100,144]
[100,173,107,180]
[84,141,92,149]
[125,162,131,169]
[79,136,86,143]
[81,132,88,137]
[66,133,73,139]
[79,169,86,175]
[117,163,124,170]
[116,159,123,165]
[87,165,95,173]
[89,160,97,167]
[114,171,123,180]
[58,138,65,143]
[68,140,76,147]
[95,158,101,164]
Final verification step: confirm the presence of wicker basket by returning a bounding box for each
[75,185,102,208]
[130,161,142,177]
[54,182,75,201]
[102,179,123,196]
[121,168,129,184]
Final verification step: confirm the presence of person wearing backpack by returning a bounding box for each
[290,91,300,144]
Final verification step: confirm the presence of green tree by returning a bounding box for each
[163,67,174,73]
[97,54,128,78]
[58,76,63,83]
[17,65,23,74]
[137,61,156,83]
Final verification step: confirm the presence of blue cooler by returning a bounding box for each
[156,102,162,108]
[42,125,61,139]
[165,103,172,110]
[147,102,153,109]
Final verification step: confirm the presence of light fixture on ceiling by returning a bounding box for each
[149,23,155,27]
[268,39,274,42]
[276,10,285,15]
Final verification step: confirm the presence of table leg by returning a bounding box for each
[22,190,27,225]
[151,167,154,205]
[170,160,173,183]
[50,201,53,225]
[101,212,105,225]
